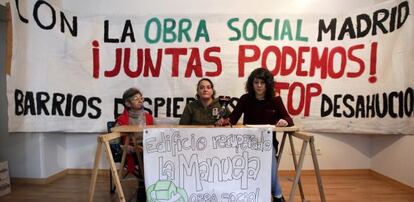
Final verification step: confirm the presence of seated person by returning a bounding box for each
[117,87,153,127]
[217,68,293,202]
[179,78,229,125]
[116,87,153,201]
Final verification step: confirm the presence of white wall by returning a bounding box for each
[371,135,414,187]
[279,132,372,170]
[0,0,413,188]
[41,133,67,177]
[65,133,108,169]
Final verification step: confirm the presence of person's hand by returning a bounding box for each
[216,118,230,126]
[275,119,288,127]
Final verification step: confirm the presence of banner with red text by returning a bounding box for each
[7,0,414,134]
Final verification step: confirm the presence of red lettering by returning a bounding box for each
[92,40,100,78]
[238,45,261,77]
[143,48,162,77]
[276,81,321,116]
[274,81,289,96]
[123,48,141,77]
[262,46,281,76]
[185,48,203,77]
[104,48,122,77]
[369,42,378,83]
[304,83,322,116]
[309,47,328,79]
[165,48,187,77]
[287,82,305,115]
[280,46,297,76]
[328,47,346,79]
[296,46,310,77]
[204,47,222,77]
[347,44,365,78]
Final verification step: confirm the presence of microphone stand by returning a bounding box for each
[216,95,232,127]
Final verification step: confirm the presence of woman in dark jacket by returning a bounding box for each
[179,78,229,125]
[218,67,293,202]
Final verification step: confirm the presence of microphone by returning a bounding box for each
[218,96,231,118]
[216,95,232,127]
[218,95,231,106]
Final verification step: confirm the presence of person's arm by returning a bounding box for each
[179,104,192,125]
[274,96,294,126]
[228,95,247,125]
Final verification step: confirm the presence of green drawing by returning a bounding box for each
[146,180,188,202]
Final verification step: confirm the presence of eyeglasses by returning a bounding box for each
[130,96,144,102]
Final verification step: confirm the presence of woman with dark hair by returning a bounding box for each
[179,78,229,125]
[217,67,293,202]
[221,67,293,127]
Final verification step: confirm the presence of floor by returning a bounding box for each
[0,172,413,202]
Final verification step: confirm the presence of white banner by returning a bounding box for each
[6,0,414,134]
[143,127,273,202]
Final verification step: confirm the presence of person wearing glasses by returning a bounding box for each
[116,87,153,201]
[117,87,153,126]
[179,78,229,125]
[216,68,293,202]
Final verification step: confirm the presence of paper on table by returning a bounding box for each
[245,124,275,128]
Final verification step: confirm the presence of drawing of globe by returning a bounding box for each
[146,180,188,202]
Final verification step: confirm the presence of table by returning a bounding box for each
[88,125,326,202]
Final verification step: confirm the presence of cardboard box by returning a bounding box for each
[0,161,11,197]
